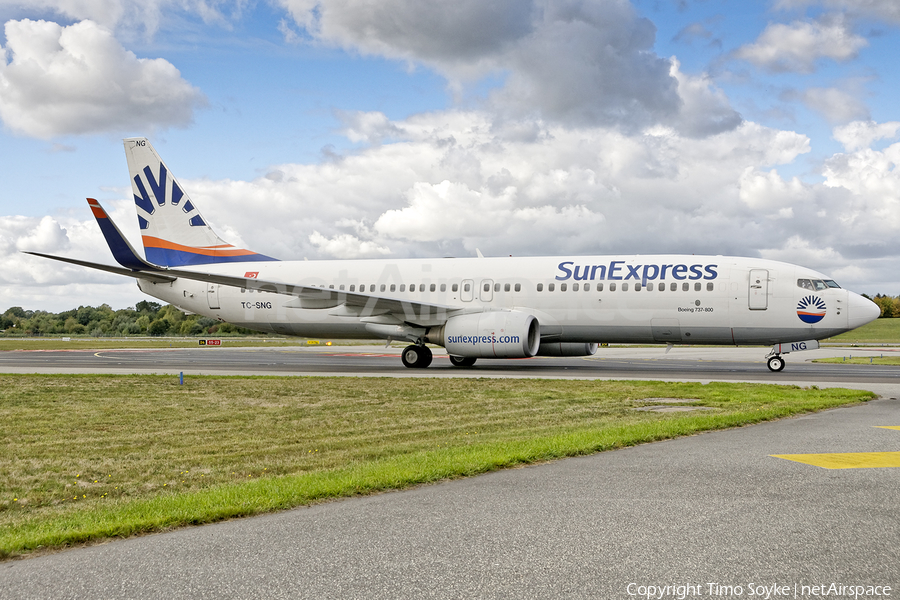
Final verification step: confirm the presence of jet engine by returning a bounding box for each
[427,311,540,358]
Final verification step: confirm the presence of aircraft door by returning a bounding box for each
[480,279,494,302]
[749,269,768,310]
[461,279,474,302]
[207,283,220,310]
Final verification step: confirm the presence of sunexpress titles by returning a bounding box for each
[555,261,719,285]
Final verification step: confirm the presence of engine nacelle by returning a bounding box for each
[428,311,540,358]
[536,342,598,357]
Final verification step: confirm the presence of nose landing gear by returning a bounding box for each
[766,355,786,372]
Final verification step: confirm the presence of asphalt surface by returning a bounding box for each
[2,345,899,599]
[1,344,899,385]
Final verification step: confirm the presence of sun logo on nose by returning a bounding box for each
[797,295,827,324]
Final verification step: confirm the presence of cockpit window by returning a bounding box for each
[824,280,841,289]
[812,280,828,291]
[797,279,814,290]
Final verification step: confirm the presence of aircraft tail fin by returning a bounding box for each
[123,138,278,267]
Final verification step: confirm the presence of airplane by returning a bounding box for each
[26,137,881,371]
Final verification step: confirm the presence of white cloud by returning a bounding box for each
[735,17,866,73]
[0,19,207,138]
[7,108,900,307]
[281,0,740,136]
[833,120,900,151]
[0,0,240,35]
[801,87,869,124]
[774,0,900,24]
[308,231,391,258]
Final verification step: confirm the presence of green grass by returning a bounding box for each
[826,318,900,344]
[813,355,900,365]
[0,375,874,559]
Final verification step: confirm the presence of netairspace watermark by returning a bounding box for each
[625,582,892,600]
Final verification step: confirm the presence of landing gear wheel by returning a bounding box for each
[401,345,433,368]
[767,355,786,372]
[449,355,477,367]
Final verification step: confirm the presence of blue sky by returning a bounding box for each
[1,0,899,311]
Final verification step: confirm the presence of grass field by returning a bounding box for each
[0,374,874,559]
[825,318,900,344]
[814,355,900,365]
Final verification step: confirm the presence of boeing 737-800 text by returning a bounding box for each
[28,138,880,371]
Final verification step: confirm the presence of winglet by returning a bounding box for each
[87,198,162,271]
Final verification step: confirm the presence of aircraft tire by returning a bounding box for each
[449,355,477,367]
[402,345,433,368]
[767,355,786,372]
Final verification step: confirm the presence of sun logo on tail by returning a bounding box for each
[797,295,826,323]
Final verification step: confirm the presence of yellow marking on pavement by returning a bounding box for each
[874,426,900,431]
[771,452,900,469]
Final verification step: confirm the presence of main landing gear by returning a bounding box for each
[401,345,433,368]
[449,355,477,367]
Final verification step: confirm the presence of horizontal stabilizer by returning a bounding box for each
[23,251,176,283]
[87,198,161,271]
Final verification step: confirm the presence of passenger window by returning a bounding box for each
[400,284,406,292]
[584,283,590,291]
[622,283,629,291]
[597,283,603,291]
[707,282,714,291]
[560,283,567,292]
[463,283,471,292]
[494,283,500,292]
[694,282,701,291]
[420,284,425,292]
[797,279,813,290]
[484,282,490,292]
[504,283,511,292]
[515,283,521,292]
[452,283,459,292]
[573,283,579,291]
[537,283,544,292]
[658,283,665,291]
[670,282,677,292]
[329,284,334,289]
[350,285,356,292]
[431,284,436,292]
[610,283,616,291]
[380,284,386,292]
[635,283,641,291]
[549,283,555,292]
[390,284,396,292]
[339,284,345,291]
[682,282,689,292]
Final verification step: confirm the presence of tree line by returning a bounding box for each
[0,301,259,337]
[867,294,900,318]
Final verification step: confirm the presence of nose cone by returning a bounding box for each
[848,293,880,329]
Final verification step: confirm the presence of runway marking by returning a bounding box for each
[771,452,900,469]
[874,426,900,431]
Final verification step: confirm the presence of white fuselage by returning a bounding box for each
[136,254,875,346]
